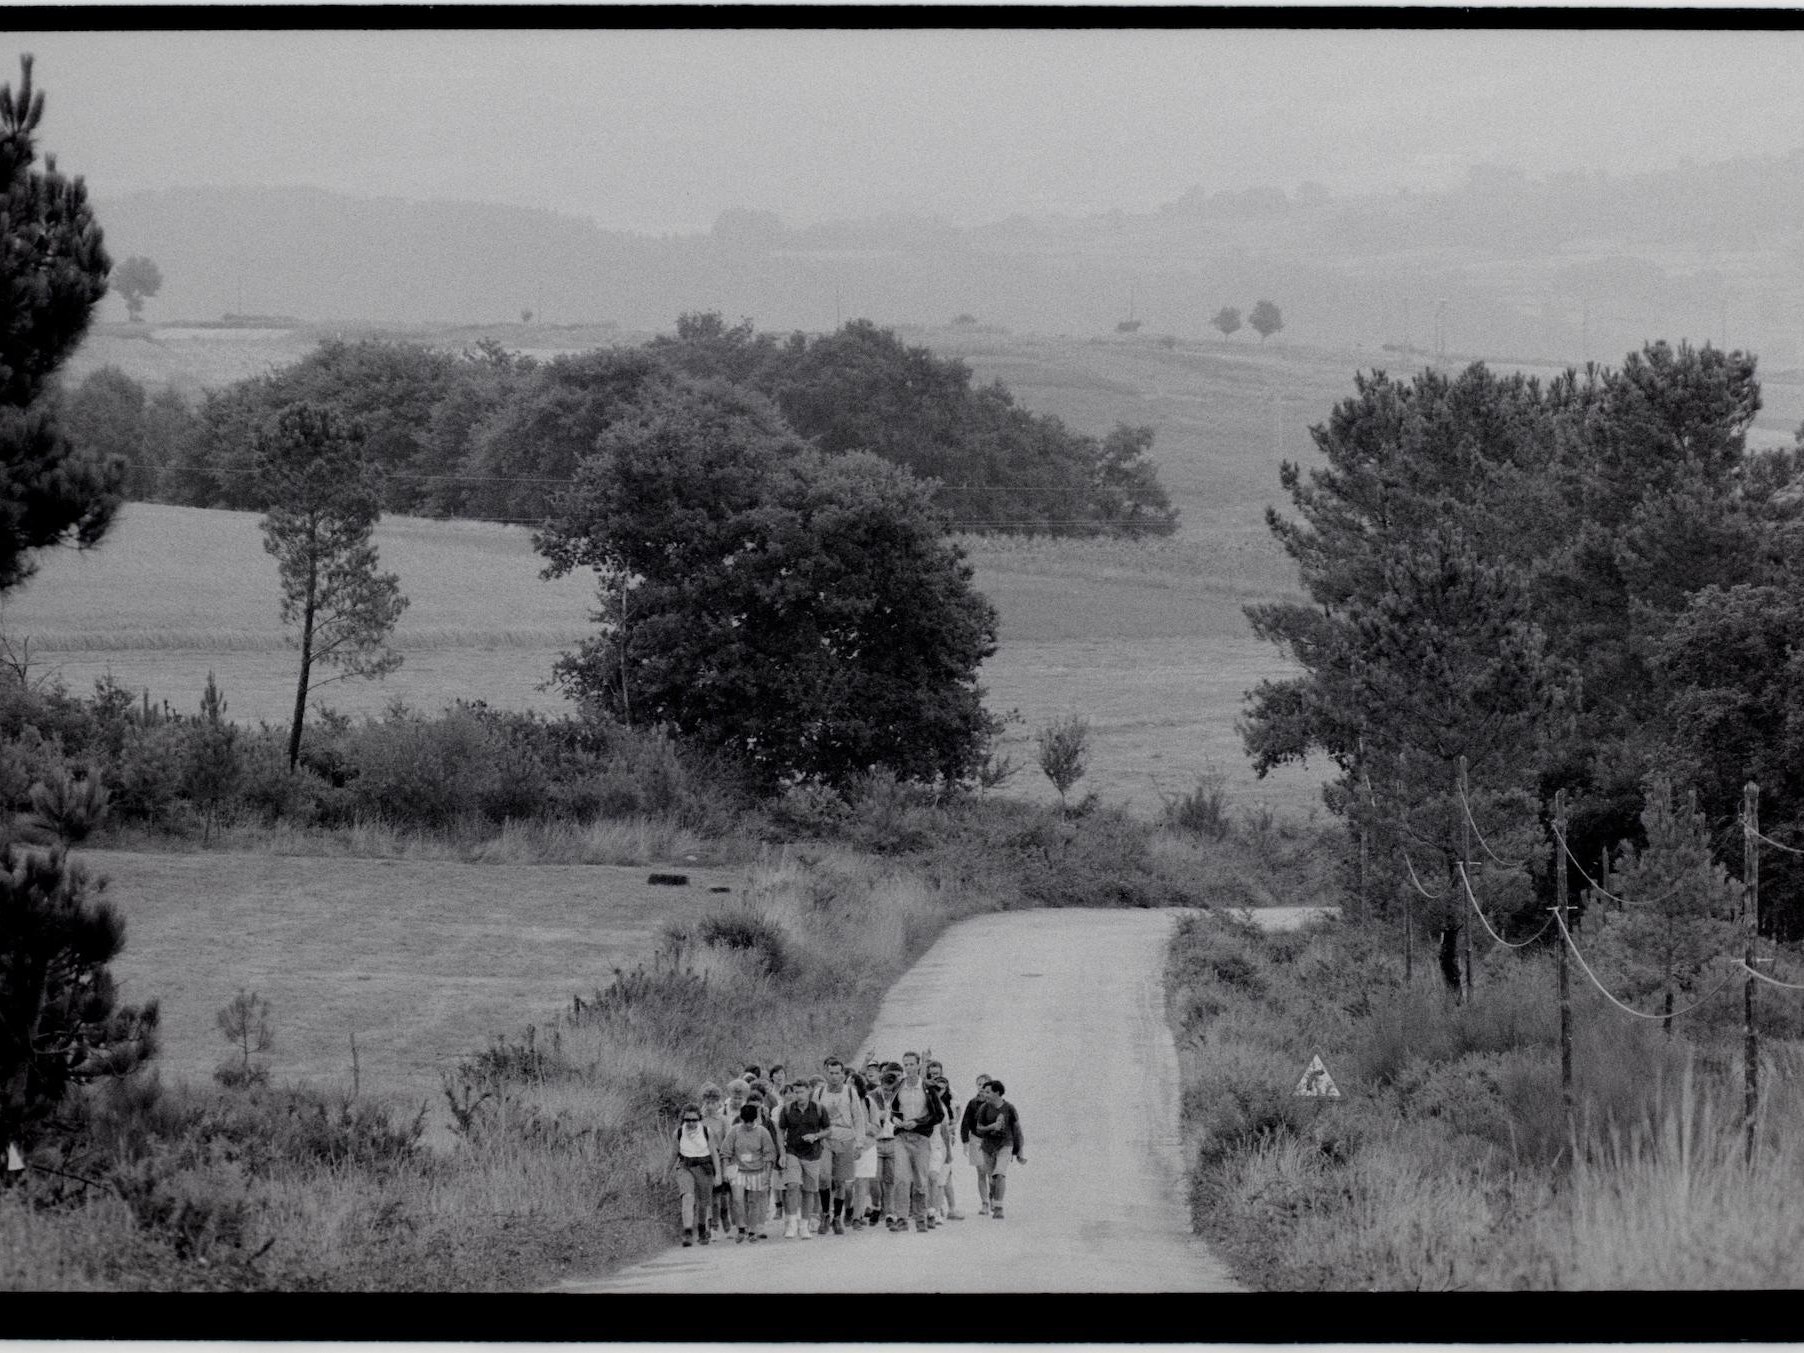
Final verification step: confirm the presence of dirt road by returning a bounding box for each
[557,904,1330,1294]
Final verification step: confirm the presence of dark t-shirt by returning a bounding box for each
[973,1099,1021,1157]
[780,1100,830,1160]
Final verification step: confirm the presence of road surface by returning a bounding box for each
[556,904,1331,1293]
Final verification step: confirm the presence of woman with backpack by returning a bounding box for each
[673,1102,722,1247]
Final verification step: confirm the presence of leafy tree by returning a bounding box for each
[0,845,159,1153]
[1248,300,1284,343]
[1255,301,1284,344]
[256,402,408,770]
[1035,714,1090,807]
[1211,306,1242,339]
[59,365,151,498]
[655,315,1178,536]
[0,54,121,595]
[459,347,666,521]
[184,671,239,844]
[1593,776,1740,1032]
[111,255,161,322]
[538,383,1001,792]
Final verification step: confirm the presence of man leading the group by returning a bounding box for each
[972,1078,1025,1220]
[959,1073,994,1214]
[777,1079,831,1238]
[815,1056,869,1234]
[887,1050,944,1233]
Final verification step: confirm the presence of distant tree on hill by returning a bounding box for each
[537,382,1001,792]
[112,255,162,322]
[1249,300,1284,343]
[0,53,121,596]
[255,402,409,770]
[1211,306,1242,339]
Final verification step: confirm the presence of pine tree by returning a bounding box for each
[185,671,239,844]
[256,403,408,770]
[0,54,121,595]
[1594,776,1740,1034]
[0,846,158,1153]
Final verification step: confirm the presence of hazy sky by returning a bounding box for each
[10,28,1804,233]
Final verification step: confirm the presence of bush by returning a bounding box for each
[1161,768,1232,839]
[696,907,789,975]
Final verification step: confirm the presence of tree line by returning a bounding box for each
[1241,341,1804,973]
[56,312,1180,539]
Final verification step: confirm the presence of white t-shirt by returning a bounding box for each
[895,1079,928,1125]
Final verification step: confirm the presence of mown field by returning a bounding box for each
[96,849,748,1147]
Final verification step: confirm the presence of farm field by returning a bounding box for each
[93,848,749,1145]
[6,501,1327,815]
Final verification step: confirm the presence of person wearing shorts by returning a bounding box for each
[960,1073,993,1213]
[815,1056,868,1234]
[673,1102,721,1247]
[723,1101,779,1241]
[777,1079,830,1238]
[973,1079,1026,1220]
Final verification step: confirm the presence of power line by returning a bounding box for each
[1744,816,1804,857]
[1456,861,1551,950]
[1455,780,1528,869]
[1740,958,1804,992]
[1399,846,1449,901]
[1550,904,1739,1022]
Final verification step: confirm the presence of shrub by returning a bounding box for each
[1035,713,1090,806]
[1161,767,1232,839]
[696,907,789,975]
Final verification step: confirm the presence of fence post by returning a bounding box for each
[1554,788,1574,1148]
[1744,780,1760,1165]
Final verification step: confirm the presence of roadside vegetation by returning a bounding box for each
[1168,901,1804,1289]
[1177,333,1804,1289]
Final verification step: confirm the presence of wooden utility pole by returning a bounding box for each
[1554,788,1575,1146]
[1743,780,1760,1164]
[1458,756,1474,1002]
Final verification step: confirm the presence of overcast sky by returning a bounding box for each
[10,28,1804,234]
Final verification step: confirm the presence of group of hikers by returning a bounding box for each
[672,1051,1026,1247]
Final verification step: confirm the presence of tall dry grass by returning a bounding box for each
[2,844,988,1290]
[1170,902,1804,1290]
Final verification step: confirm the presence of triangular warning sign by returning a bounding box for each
[1294,1054,1341,1098]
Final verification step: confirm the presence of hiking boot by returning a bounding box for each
[914,1218,930,1233]
[832,1216,846,1236]
[991,1204,1004,1220]
[682,1227,694,1247]
[736,1228,746,1243]
[697,1225,711,1245]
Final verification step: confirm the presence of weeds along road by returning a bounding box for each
[557,905,1329,1294]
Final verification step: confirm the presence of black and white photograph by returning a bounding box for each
[4,21,1804,1297]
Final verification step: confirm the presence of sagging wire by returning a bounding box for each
[1455,861,1551,950]
[1455,779,1528,869]
[1549,904,1740,1022]
[1743,816,1804,857]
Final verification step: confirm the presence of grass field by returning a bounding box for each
[93,847,750,1146]
[4,501,1327,816]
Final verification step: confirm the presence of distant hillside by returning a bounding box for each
[90,150,1804,369]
